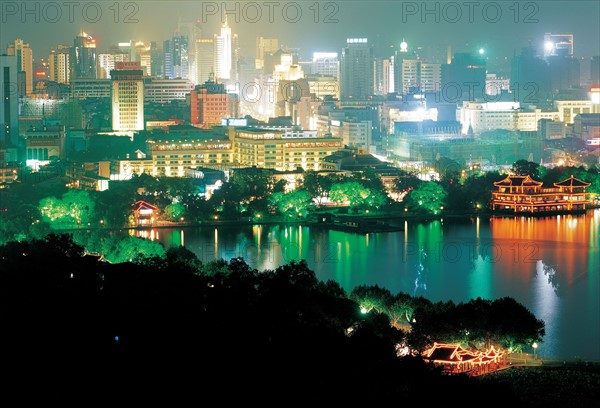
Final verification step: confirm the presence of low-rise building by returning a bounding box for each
[491,174,591,213]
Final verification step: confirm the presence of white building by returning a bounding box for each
[457,101,559,134]
[312,52,339,78]
[214,19,232,81]
[329,119,372,150]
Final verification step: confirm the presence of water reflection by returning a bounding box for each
[132,209,599,361]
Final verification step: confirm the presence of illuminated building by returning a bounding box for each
[491,174,591,213]
[190,78,238,129]
[6,39,33,96]
[49,45,71,84]
[214,19,232,81]
[22,125,66,168]
[312,52,339,78]
[110,62,144,132]
[422,343,506,375]
[143,78,194,104]
[232,127,343,171]
[340,38,374,100]
[71,32,97,80]
[146,130,233,176]
[0,55,20,162]
[543,33,574,58]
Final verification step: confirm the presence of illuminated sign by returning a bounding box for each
[115,61,141,70]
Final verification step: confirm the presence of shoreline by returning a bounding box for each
[53,206,600,233]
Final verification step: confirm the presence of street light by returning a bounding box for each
[532,342,538,359]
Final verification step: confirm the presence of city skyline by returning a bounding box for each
[1,0,599,63]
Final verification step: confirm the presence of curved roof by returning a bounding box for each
[554,175,591,187]
[493,174,543,187]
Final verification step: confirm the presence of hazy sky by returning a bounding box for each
[1,0,599,62]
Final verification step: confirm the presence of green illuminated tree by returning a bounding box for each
[404,182,447,214]
[269,190,312,217]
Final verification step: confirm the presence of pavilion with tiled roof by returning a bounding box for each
[491,174,591,214]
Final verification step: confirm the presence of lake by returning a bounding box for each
[140,209,600,361]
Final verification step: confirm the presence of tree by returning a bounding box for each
[269,190,312,217]
[329,181,371,211]
[512,160,540,179]
[404,182,447,214]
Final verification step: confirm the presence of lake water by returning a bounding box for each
[140,209,600,361]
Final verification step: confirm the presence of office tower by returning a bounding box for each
[214,18,232,81]
[441,52,486,102]
[6,39,33,96]
[196,39,215,84]
[544,33,574,58]
[591,56,600,84]
[111,62,144,131]
[510,46,551,103]
[49,45,71,84]
[312,52,339,78]
[190,77,238,129]
[256,37,279,69]
[340,38,374,100]
[178,18,202,84]
[98,51,129,79]
[0,55,20,161]
[543,33,580,91]
[163,35,189,80]
[71,32,97,80]
[150,42,163,77]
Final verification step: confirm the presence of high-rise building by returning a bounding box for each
[196,39,215,84]
[256,37,279,69]
[6,39,33,96]
[178,18,202,85]
[0,55,20,162]
[111,62,144,131]
[544,33,574,58]
[591,56,600,85]
[98,51,129,79]
[511,46,551,103]
[163,35,189,80]
[312,52,339,78]
[71,32,97,80]
[442,52,486,102]
[49,45,71,84]
[190,77,238,128]
[214,19,232,81]
[340,38,374,100]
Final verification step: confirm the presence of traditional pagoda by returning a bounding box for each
[132,200,158,227]
[491,174,591,213]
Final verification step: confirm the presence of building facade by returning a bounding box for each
[491,174,590,213]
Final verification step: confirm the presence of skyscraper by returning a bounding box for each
[70,32,97,80]
[442,52,486,102]
[6,39,33,96]
[111,62,144,132]
[196,38,215,84]
[214,19,232,81]
[163,35,189,80]
[0,55,20,161]
[256,37,279,70]
[544,33,574,58]
[49,45,71,84]
[340,38,374,100]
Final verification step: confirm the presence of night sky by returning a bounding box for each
[1,0,599,63]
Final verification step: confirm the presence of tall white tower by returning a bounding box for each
[214,18,232,80]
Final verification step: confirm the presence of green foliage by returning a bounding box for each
[404,182,447,214]
[512,160,541,179]
[269,190,312,216]
[38,189,96,226]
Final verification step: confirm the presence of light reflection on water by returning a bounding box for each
[140,209,599,361]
